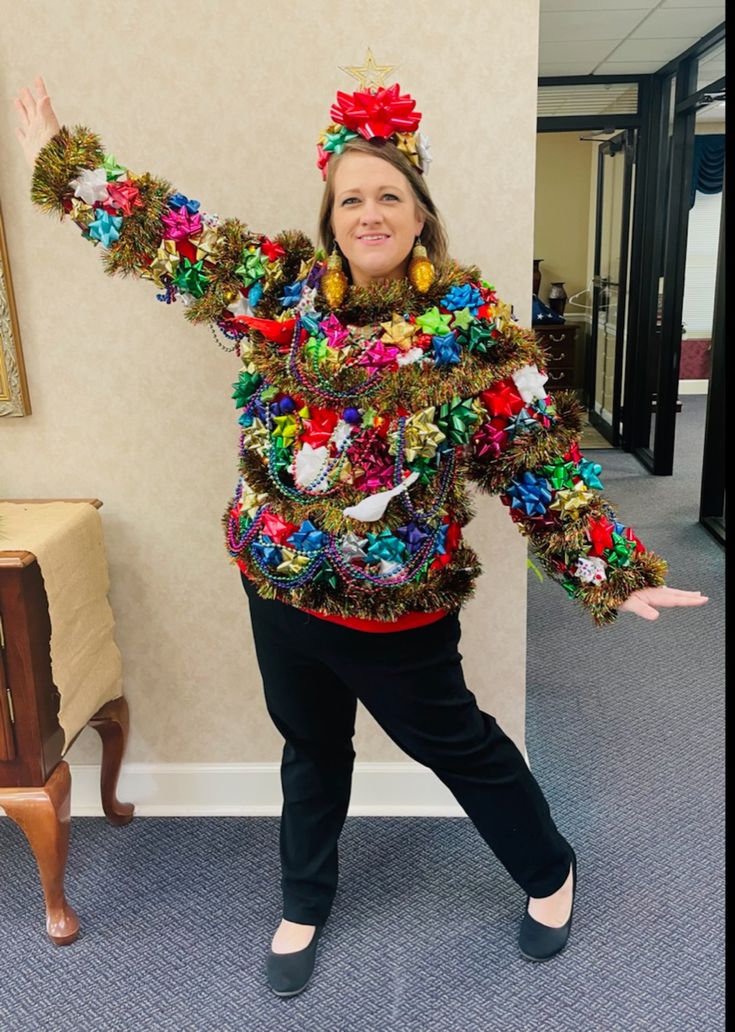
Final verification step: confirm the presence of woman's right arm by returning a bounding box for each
[13,78,315,331]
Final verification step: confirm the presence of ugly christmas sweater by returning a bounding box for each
[30,126,667,628]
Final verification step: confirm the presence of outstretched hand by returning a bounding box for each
[618,585,709,621]
[13,76,60,170]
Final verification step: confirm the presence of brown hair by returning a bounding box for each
[316,137,449,276]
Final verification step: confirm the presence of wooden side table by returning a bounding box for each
[0,499,134,945]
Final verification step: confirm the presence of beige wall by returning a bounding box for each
[534,132,596,305]
[0,0,539,766]
[696,120,726,134]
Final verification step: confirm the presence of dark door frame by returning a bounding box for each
[649,58,699,475]
[587,130,635,447]
[622,25,726,474]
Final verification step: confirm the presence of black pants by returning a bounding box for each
[242,574,573,926]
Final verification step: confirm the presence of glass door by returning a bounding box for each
[587,130,635,445]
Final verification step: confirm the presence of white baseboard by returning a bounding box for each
[63,762,466,817]
[678,379,709,395]
[3,754,533,819]
[0,757,517,817]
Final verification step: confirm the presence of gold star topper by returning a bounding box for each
[339,48,397,91]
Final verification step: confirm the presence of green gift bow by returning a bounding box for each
[232,363,263,408]
[541,459,577,492]
[416,307,453,336]
[235,247,267,288]
[604,532,636,568]
[174,258,210,298]
[436,396,481,446]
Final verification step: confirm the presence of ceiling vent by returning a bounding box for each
[538,83,639,117]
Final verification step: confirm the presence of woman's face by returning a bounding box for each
[330,151,425,288]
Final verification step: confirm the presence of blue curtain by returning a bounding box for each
[689,135,725,208]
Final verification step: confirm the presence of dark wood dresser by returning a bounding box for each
[532,323,582,393]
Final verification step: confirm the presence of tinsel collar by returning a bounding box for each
[237,245,485,331]
[311,257,482,326]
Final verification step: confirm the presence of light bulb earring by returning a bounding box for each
[322,241,348,309]
[408,236,435,293]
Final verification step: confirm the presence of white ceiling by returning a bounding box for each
[539,0,726,77]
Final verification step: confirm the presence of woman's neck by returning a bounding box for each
[347,259,410,289]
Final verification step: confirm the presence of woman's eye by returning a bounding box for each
[341,194,399,205]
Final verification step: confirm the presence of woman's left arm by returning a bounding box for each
[461,288,708,625]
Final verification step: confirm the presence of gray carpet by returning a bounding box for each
[0,396,724,1032]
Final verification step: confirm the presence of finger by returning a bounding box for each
[14,96,30,127]
[20,86,37,116]
[16,90,33,122]
[625,597,660,621]
[653,595,709,607]
[34,75,48,98]
[661,588,706,597]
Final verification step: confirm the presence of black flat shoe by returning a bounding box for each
[518,848,577,962]
[266,925,322,997]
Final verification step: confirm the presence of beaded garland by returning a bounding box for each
[30,124,668,625]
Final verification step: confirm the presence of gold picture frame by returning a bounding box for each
[0,200,32,416]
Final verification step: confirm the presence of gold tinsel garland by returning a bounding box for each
[30,124,104,215]
[102,172,174,277]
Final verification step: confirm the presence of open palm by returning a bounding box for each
[13,75,60,169]
[619,585,708,621]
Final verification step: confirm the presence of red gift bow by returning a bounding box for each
[564,441,583,464]
[330,83,422,141]
[106,180,144,216]
[300,406,339,449]
[479,379,525,418]
[587,515,615,556]
[622,526,646,553]
[260,237,286,262]
[261,511,299,546]
[316,143,330,180]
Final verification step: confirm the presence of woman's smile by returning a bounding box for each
[357,232,391,245]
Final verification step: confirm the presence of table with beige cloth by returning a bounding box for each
[0,499,133,945]
[0,500,123,751]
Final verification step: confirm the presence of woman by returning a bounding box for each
[14,75,708,998]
